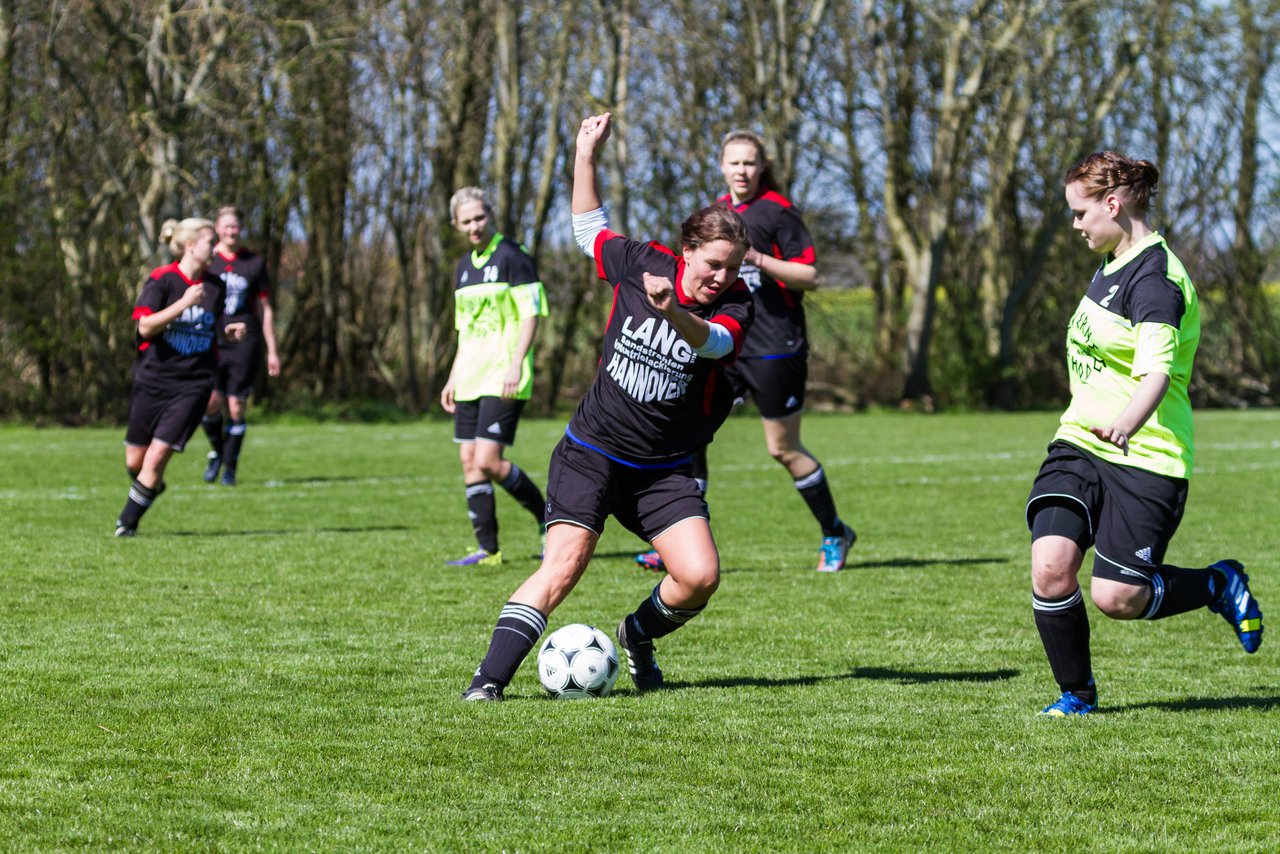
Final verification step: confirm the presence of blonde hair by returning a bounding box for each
[449,186,495,224]
[215,205,243,224]
[159,217,215,258]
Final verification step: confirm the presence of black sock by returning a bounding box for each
[465,481,499,552]
[117,479,159,530]
[627,583,705,642]
[794,465,842,536]
[222,419,246,469]
[500,464,545,527]
[202,414,224,457]
[691,448,708,495]
[469,601,548,690]
[1140,563,1219,620]
[1033,587,1096,704]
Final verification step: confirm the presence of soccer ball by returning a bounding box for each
[536,623,620,699]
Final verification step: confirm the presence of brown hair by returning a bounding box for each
[1064,151,1160,214]
[680,204,750,253]
[720,129,780,194]
[215,205,244,223]
[159,217,215,258]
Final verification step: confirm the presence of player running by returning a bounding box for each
[439,186,550,566]
[461,112,754,700]
[1027,151,1263,717]
[200,205,281,486]
[635,130,855,574]
[116,218,246,536]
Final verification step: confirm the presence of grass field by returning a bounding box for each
[2,409,1278,850]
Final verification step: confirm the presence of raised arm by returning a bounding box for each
[572,113,611,215]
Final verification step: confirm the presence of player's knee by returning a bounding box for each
[671,558,720,598]
[1091,581,1148,620]
[1031,557,1078,598]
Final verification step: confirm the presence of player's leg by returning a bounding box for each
[201,388,225,482]
[463,437,609,700]
[1027,443,1100,715]
[447,400,501,565]
[617,469,718,692]
[473,398,546,541]
[117,385,195,536]
[762,413,855,571]
[1091,463,1262,652]
[462,523,599,701]
[219,393,249,486]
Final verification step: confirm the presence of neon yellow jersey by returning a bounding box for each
[451,233,548,400]
[1056,232,1199,478]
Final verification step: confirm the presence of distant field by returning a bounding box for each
[2,410,1277,849]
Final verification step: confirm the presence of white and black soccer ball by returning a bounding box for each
[536,623,620,699]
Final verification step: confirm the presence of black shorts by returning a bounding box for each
[1026,441,1188,583]
[216,339,262,399]
[545,435,708,542]
[454,397,526,446]
[125,380,212,452]
[725,354,807,419]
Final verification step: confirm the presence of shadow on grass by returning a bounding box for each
[664,666,1018,691]
[1110,694,1280,714]
[167,525,413,538]
[850,556,1008,570]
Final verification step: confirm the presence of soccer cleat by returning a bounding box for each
[460,683,504,702]
[1039,692,1096,717]
[113,522,136,538]
[616,618,663,693]
[221,466,237,487]
[817,522,857,572]
[634,550,665,572]
[1208,559,1263,653]
[446,549,503,567]
[203,452,222,483]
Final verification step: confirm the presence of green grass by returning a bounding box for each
[2,410,1278,850]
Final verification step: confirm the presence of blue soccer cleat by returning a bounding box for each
[1039,692,1096,717]
[634,550,665,572]
[446,549,502,567]
[203,452,222,483]
[817,523,857,572]
[1208,559,1263,653]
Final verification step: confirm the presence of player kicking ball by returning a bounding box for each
[462,112,754,700]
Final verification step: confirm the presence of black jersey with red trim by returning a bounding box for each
[131,263,226,387]
[213,248,269,337]
[566,230,754,466]
[720,189,815,358]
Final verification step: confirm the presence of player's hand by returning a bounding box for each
[642,271,676,315]
[501,363,522,399]
[439,380,456,414]
[225,322,247,342]
[267,352,282,377]
[576,113,612,156]
[1090,424,1129,456]
[183,282,205,307]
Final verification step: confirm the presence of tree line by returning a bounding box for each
[1,0,1277,423]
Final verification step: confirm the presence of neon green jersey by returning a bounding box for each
[1056,232,1199,478]
[451,233,548,400]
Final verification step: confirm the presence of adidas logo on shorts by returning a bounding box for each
[487,421,502,434]
[1134,546,1154,564]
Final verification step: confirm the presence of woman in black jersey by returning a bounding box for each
[636,131,856,574]
[200,205,281,487]
[116,218,247,536]
[462,113,754,701]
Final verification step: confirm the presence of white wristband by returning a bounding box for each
[693,322,734,359]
